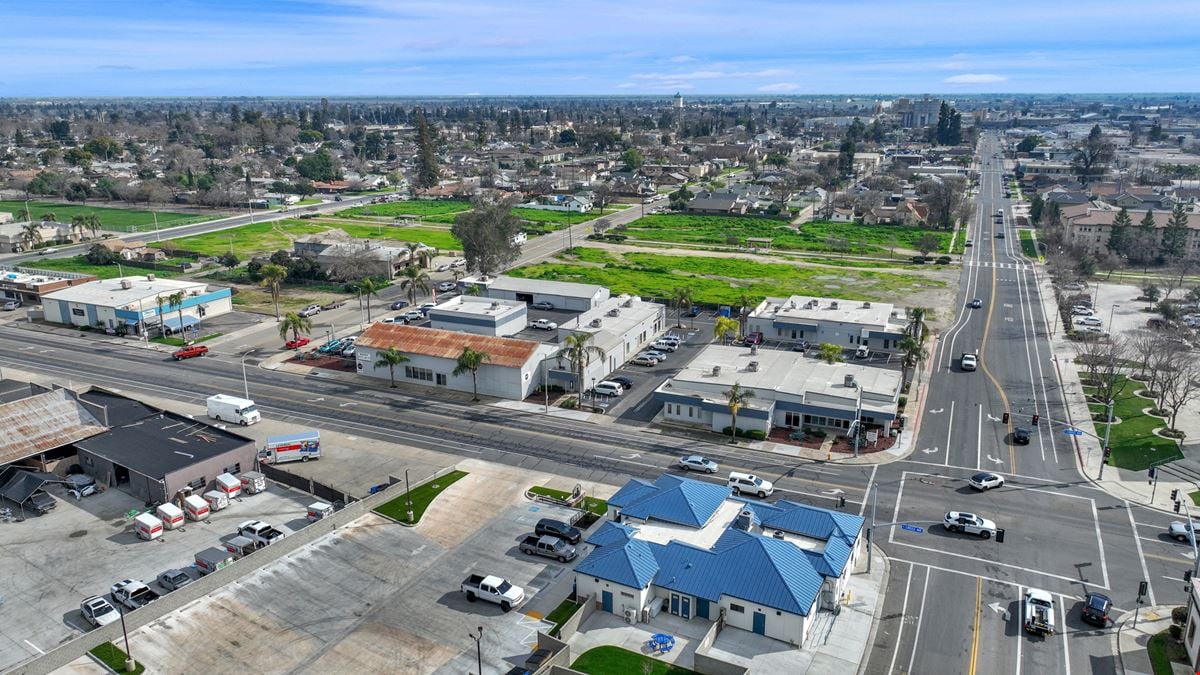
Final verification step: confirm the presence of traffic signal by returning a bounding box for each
[1002,412,1010,424]
[1103,446,1112,463]
[1175,500,1182,513]
[837,495,846,509]
[1138,581,1149,600]
[1032,414,1040,426]
[1172,489,1181,502]
[995,528,1006,543]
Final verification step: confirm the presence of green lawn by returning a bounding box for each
[512,249,945,306]
[545,598,582,637]
[337,200,472,218]
[528,485,608,516]
[1086,375,1183,471]
[620,215,952,255]
[155,219,460,259]
[89,643,145,674]
[1148,629,1188,675]
[374,470,468,524]
[0,200,208,232]
[571,646,700,675]
[512,208,595,225]
[1189,490,1200,507]
[1019,230,1039,258]
[151,333,222,346]
[23,255,185,279]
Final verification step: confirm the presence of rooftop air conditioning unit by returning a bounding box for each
[844,374,856,388]
[146,274,156,281]
[830,301,839,309]
[623,298,634,308]
[491,301,501,309]
[712,365,721,376]
[120,279,133,290]
[862,302,871,308]
[748,361,759,372]
[789,301,797,309]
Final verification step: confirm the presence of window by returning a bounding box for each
[729,603,745,613]
[405,366,434,382]
[784,411,802,427]
[83,455,93,467]
[188,477,206,490]
[621,592,634,599]
[222,463,241,475]
[435,373,447,386]
[688,406,694,418]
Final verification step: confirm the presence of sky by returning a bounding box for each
[4,1,1200,97]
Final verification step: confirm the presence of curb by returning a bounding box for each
[855,543,891,675]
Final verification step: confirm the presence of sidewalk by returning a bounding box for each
[1032,269,1192,513]
[1111,604,1190,675]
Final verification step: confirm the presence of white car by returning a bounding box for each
[80,596,120,627]
[1169,521,1200,542]
[630,355,657,367]
[855,345,871,359]
[968,472,1005,491]
[436,264,450,272]
[531,319,558,330]
[1071,306,1094,316]
[298,304,322,317]
[651,340,678,352]
[961,353,978,371]
[1077,316,1103,327]
[437,281,457,292]
[943,511,998,538]
[679,455,719,473]
[639,350,667,362]
[531,301,555,311]
[451,259,467,269]
[39,247,59,255]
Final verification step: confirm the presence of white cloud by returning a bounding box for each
[943,73,1008,84]
[668,55,696,63]
[758,82,800,93]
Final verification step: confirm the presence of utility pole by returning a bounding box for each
[1099,397,1114,480]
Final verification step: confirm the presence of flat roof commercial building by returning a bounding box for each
[0,265,97,306]
[551,294,666,388]
[427,295,528,337]
[41,275,232,334]
[746,295,909,353]
[463,275,611,312]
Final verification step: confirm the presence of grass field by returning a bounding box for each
[0,200,209,232]
[1019,230,1039,258]
[156,219,461,259]
[1086,375,1183,471]
[621,214,952,255]
[23,255,186,279]
[571,647,699,675]
[337,200,472,218]
[511,249,945,306]
[374,470,468,524]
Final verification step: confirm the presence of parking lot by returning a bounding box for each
[0,478,316,672]
[110,464,589,674]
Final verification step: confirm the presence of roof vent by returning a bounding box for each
[862,301,871,308]
[748,361,759,372]
[830,301,839,310]
[773,530,785,540]
[120,279,133,290]
[844,374,856,388]
[623,298,634,308]
[146,274,156,282]
[712,365,721,376]
[733,509,756,531]
[491,301,501,309]
[788,301,797,309]
[608,308,620,317]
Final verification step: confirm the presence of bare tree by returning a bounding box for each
[1074,336,1127,412]
[1158,350,1200,432]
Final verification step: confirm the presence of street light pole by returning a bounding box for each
[240,349,257,400]
[405,469,413,523]
[118,605,136,672]
[468,626,483,675]
[1099,397,1114,480]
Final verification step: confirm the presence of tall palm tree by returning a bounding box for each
[373,346,410,388]
[406,242,433,269]
[713,316,739,344]
[399,264,430,307]
[670,286,693,328]
[70,215,88,242]
[357,277,381,322]
[85,214,102,240]
[736,292,754,338]
[166,291,187,338]
[278,312,313,346]
[155,294,168,336]
[556,332,605,399]
[724,383,756,443]
[19,222,43,252]
[453,347,491,401]
[259,263,288,320]
[898,334,929,386]
[906,307,928,339]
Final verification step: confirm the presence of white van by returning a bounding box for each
[593,381,623,397]
[206,394,261,425]
[728,472,774,498]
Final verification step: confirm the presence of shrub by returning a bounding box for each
[898,395,908,408]
[936,255,952,264]
[559,396,578,410]
[721,426,767,441]
[1173,606,1189,625]
[911,256,926,264]
[1170,624,1182,640]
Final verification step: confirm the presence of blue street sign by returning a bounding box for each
[1063,428,1084,436]
[900,524,924,533]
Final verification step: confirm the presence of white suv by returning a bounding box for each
[727,472,773,498]
[943,511,998,539]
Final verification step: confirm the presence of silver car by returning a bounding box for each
[1169,521,1200,542]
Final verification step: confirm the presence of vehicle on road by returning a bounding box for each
[437,281,457,292]
[969,298,982,309]
[172,344,209,360]
[728,472,773,498]
[2,300,21,311]
[960,353,978,371]
[110,579,161,610]
[531,301,554,310]
[380,316,407,324]
[435,263,450,272]
[640,349,667,362]
[855,345,871,359]
[1169,521,1200,542]
[791,340,810,352]
[451,259,467,269]
[298,304,322,317]
[592,381,623,397]
[404,310,424,322]
[461,574,525,611]
[1023,588,1055,635]
[965,239,973,247]
[337,337,357,354]
[1081,592,1111,626]
[419,302,437,314]
[157,569,193,592]
[943,511,997,538]
[1071,306,1094,316]
[390,300,411,310]
[39,247,59,255]
[679,455,719,473]
[995,231,1005,238]
[317,339,346,354]
[285,336,310,349]
[206,394,260,425]
[608,375,634,390]
[237,520,285,546]
[630,355,657,366]
[259,430,321,464]
[81,596,120,628]
[518,534,577,562]
[968,472,1005,491]
[531,319,558,330]
[535,518,582,544]
[1077,316,1103,327]
[1013,427,1031,445]
[744,331,764,345]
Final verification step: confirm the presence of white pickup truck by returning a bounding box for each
[237,520,285,546]
[110,579,160,610]
[461,574,525,612]
[1023,588,1055,636]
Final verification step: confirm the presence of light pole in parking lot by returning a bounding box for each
[118,605,136,672]
[240,349,257,400]
[468,625,483,675]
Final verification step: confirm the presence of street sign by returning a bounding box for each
[900,524,924,533]
[1063,428,1084,436]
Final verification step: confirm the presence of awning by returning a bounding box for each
[0,467,70,505]
[161,316,199,331]
[124,319,140,325]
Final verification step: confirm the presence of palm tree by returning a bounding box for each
[817,342,845,364]
[399,264,430,307]
[670,286,693,328]
[898,334,929,385]
[713,316,739,344]
[166,291,187,339]
[278,312,312,347]
[19,222,43,252]
[453,347,491,401]
[724,383,756,443]
[556,332,605,399]
[736,292,754,338]
[155,294,167,336]
[906,307,928,339]
[357,277,382,322]
[406,242,433,269]
[86,214,102,240]
[42,211,57,223]
[259,263,288,320]
[70,215,88,242]
[373,346,410,388]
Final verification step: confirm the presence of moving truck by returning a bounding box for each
[206,394,261,426]
[156,503,185,529]
[224,535,261,559]
[259,431,322,464]
[183,494,210,521]
[307,502,334,522]
[134,513,164,540]
[239,471,267,494]
[215,473,242,498]
[195,547,233,575]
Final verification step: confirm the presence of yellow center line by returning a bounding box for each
[969,575,983,674]
[978,166,1015,473]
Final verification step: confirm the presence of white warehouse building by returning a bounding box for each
[462,275,611,312]
[547,294,667,390]
[746,296,909,353]
[428,296,528,337]
[41,275,232,335]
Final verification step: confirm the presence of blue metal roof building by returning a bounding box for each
[607,474,731,528]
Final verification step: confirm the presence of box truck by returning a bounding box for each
[239,471,266,494]
[134,512,164,540]
[215,473,242,499]
[156,503,185,529]
[259,431,321,464]
[206,394,261,426]
[183,494,210,521]
[195,547,233,575]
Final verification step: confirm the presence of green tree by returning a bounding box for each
[1016,135,1043,153]
[1071,124,1114,186]
[670,286,693,328]
[259,263,288,320]
[85,214,102,239]
[713,316,739,344]
[155,294,168,335]
[1045,201,1063,229]
[1160,202,1190,261]
[295,150,338,182]
[558,128,577,144]
[620,148,644,171]
[414,109,440,189]
[1107,207,1133,253]
[898,334,928,386]
[355,277,382,322]
[453,347,492,401]
[278,311,312,346]
[837,136,856,178]
[723,382,756,443]
[556,332,605,399]
[398,264,430,307]
[373,347,410,388]
[19,222,43,251]
[219,252,240,270]
[69,214,88,242]
[166,291,187,338]
[83,243,118,265]
[817,342,845,364]
[451,194,523,275]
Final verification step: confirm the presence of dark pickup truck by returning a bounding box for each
[518,534,577,562]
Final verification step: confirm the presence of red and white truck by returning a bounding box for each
[258,431,322,464]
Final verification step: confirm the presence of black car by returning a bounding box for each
[390,300,411,310]
[1013,427,1031,445]
[608,375,635,390]
[535,518,582,545]
[1081,592,1111,626]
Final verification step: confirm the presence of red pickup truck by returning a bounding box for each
[172,345,209,360]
